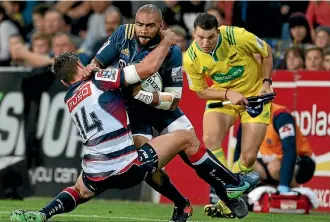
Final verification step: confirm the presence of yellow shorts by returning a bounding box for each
[205,101,271,124]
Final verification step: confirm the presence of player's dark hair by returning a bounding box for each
[194,13,218,30]
[52,52,80,83]
[137,4,162,21]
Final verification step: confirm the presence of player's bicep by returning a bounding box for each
[93,68,125,91]
[241,29,269,57]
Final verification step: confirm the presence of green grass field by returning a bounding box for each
[0,198,328,222]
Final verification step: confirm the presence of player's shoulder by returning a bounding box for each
[219,25,250,46]
[184,42,198,63]
[113,24,135,40]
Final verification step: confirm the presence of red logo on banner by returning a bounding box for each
[67,83,92,112]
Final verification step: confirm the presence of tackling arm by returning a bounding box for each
[274,112,297,192]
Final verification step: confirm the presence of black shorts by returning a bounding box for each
[82,143,158,194]
[127,106,192,139]
[257,155,316,185]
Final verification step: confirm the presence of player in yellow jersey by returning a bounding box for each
[183,13,273,218]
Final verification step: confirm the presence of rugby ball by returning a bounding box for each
[141,72,163,92]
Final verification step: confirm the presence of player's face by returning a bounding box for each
[135,12,162,46]
[194,27,219,53]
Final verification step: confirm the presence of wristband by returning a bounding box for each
[262,78,272,85]
[156,92,175,110]
[134,90,153,104]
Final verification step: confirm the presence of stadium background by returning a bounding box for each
[0,0,329,215]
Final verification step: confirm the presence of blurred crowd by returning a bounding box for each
[1,1,330,72]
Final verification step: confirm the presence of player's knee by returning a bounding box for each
[75,185,94,199]
[175,130,198,154]
[74,179,95,199]
[203,133,221,150]
[240,151,258,167]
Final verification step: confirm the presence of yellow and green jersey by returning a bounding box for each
[183,26,269,97]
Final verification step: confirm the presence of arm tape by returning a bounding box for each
[123,65,141,85]
[134,90,153,104]
[156,92,175,110]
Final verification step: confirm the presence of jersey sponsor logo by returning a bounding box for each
[67,83,92,113]
[121,48,130,57]
[279,123,295,139]
[95,68,119,82]
[211,66,244,83]
[256,37,264,49]
[171,66,183,82]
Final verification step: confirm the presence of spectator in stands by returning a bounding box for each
[29,4,49,38]
[43,8,68,36]
[170,25,187,53]
[43,8,82,50]
[283,46,305,71]
[274,13,313,69]
[322,49,330,71]
[9,32,90,68]
[314,26,330,50]
[8,33,25,66]
[206,6,225,27]
[306,1,330,29]
[31,32,51,56]
[54,1,91,37]
[305,47,324,71]
[163,1,205,38]
[92,7,122,57]
[204,1,233,26]
[289,13,313,46]
[80,1,113,56]
[9,33,24,48]
[0,5,19,66]
[1,1,25,28]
